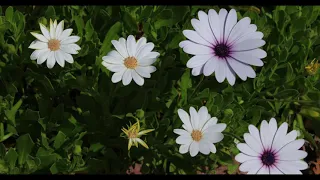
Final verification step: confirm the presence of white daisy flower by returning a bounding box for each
[173,106,226,157]
[235,118,308,174]
[180,9,267,86]
[29,19,81,69]
[102,35,159,86]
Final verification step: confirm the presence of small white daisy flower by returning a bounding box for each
[235,118,308,174]
[180,9,267,86]
[102,35,159,86]
[29,19,81,69]
[173,106,226,157]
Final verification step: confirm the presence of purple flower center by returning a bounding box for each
[213,43,230,58]
[260,150,276,166]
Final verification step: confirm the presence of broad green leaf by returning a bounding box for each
[89,143,104,153]
[16,134,35,166]
[5,98,23,126]
[99,22,122,56]
[274,89,299,99]
[85,19,94,41]
[53,131,67,149]
[122,11,138,33]
[45,6,56,18]
[5,6,14,22]
[5,148,18,169]
[0,143,5,158]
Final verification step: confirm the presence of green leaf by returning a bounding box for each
[50,104,64,123]
[16,134,35,166]
[73,16,85,36]
[0,143,5,158]
[122,11,138,33]
[26,69,55,95]
[45,6,56,18]
[274,89,300,99]
[89,143,104,153]
[5,6,14,22]
[4,148,18,169]
[290,17,307,34]
[99,22,122,56]
[178,69,192,105]
[85,19,94,41]
[53,131,67,149]
[140,6,153,21]
[5,98,23,126]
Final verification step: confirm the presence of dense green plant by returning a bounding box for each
[0,5,319,174]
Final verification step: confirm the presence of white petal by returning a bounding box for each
[206,123,226,133]
[53,20,57,29]
[229,24,257,45]
[191,66,203,76]
[173,129,190,136]
[39,23,51,40]
[183,30,212,47]
[235,153,259,163]
[202,117,218,131]
[131,70,144,86]
[179,40,194,48]
[209,143,217,153]
[136,43,155,60]
[111,39,128,58]
[198,10,216,44]
[102,62,125,72]
[126,35,137,57]
[278,150,308,161]
[227,17,251,43]
[225,62,236,86]
[243,133,264,154]
[138,57,157,66]
[199,140,211,155]
[230,51,264,66]
[247,163,264,174]
[135,66,156,78]
[189,141,200,157]
[176,135,193,145]
[69,44,81,51]
[237,143,259,156]
[198,106,209,130]
[239,160,262,173]
[102,55,123,64]
[208,9,220,42]
[37,49,50,64]
[224,9,237,42]
[46,51,55,69]
[122,69,133,86]
[233,39,266,51]
[280,160,308,171]
[135,37,147,54]
[55,51,65,67]
[107,50,124,60]
[31,32,48,42]
[235,31,264,44]
[215,58,227,83]
[60,45,78,54]
[269,166,283,174]
[58,29,73,41]
[183,42,213,55]
[248,125,264,151]
[179,144,190,154]
[177,109,193,132]
[61,36,80,45]
[257,166,270,174]
[111,69,125,83]
[277,139,305,155]
[186,54,212,68]
[218,9,228,42]
[29,40,48,50]
[227,57,256,80]
[276,161,305,174]
[60,50,74,64]
[203,56,219,76]
[271,122,288,151]
[189,107,199,130]
[269,118,278,142]
[30,49,47,60]
[191,19,215,46]
[204,132,224,143]
[260,120,271,150]
[49,19,56,39]
[282,130,298,146]
[55,20,64,39]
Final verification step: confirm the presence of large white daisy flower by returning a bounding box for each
[102,35,159,86]
[29,19,81,69]
[180,9,267,86]
[235,118,308,174]
[173,106,226,157]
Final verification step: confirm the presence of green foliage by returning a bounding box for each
[0,5,319,174]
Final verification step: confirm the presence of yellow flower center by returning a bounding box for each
[48,39,61,51]
[128,131,138,139]
[191,130,203,142]
[124,57,138,69]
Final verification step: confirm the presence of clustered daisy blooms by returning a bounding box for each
[29,19,81,69]
[174,106,226,157]
[180,9,267,86]
[235,118,308,174]
[102,35,159,86]
[121,119,154,150]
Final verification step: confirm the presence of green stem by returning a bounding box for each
[190,75,204,99]
[0,123,4,140]
[224,132,243,142]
